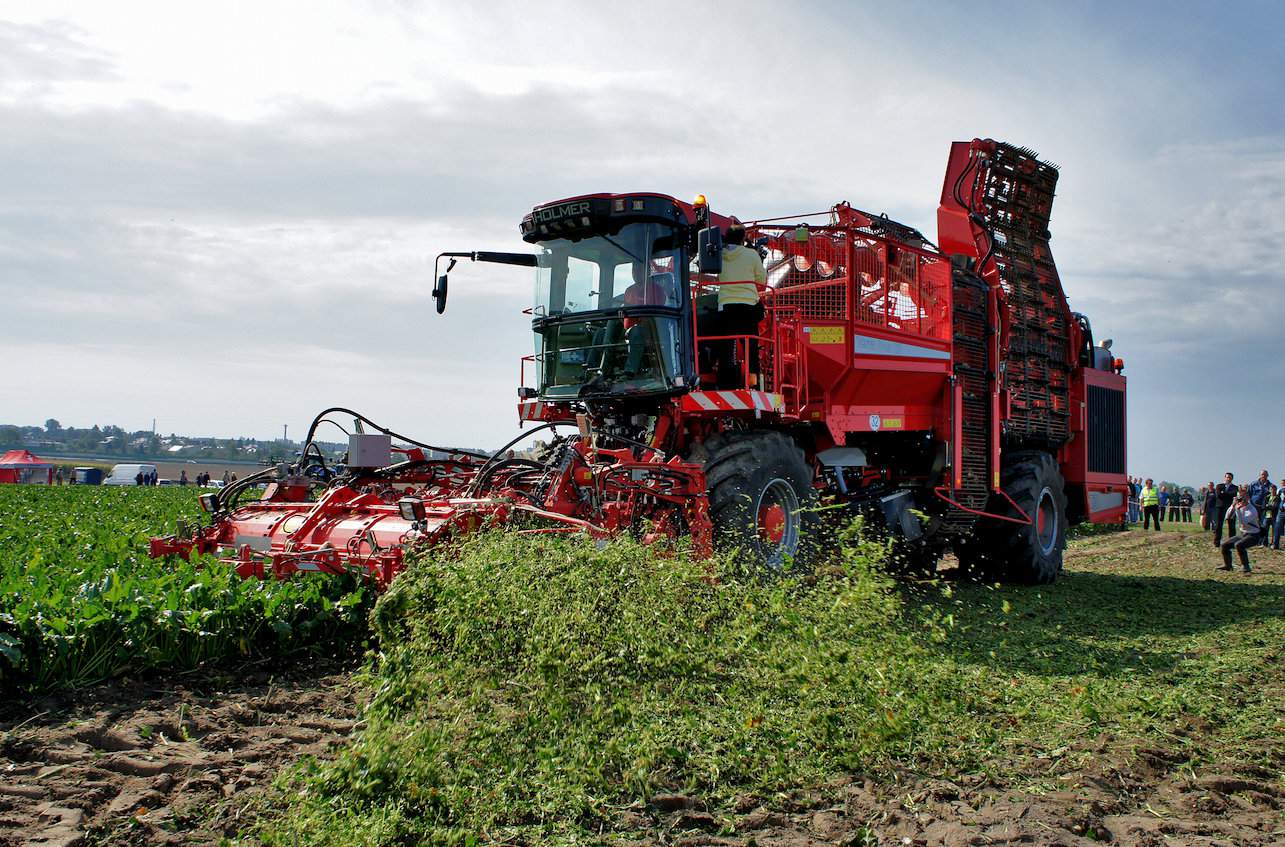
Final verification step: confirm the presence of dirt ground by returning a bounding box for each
[1,532,1281,846]
[0,658,359,846]
[635,734,1284,847]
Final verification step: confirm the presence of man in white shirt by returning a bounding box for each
[1219,490,1261,573]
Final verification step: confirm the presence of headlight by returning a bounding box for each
[398,496,426,523]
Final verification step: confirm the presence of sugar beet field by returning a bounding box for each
[1,487,1281,846]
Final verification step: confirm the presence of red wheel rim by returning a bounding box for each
[1036,486,1058,555]
[755,478,801,568]
[758,503,787,544]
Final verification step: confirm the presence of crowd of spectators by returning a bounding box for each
[1125,477,1192,528]
[1126,471,1280,574]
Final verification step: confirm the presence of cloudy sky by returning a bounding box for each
[4,1,1284,485]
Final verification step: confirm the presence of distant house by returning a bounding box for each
[0,450,54,485]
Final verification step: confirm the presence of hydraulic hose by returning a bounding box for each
[595,430,667,459]
[218,465,280,512]
[300,407,493,462]
[464,420,579,497]
[952,153,978,210]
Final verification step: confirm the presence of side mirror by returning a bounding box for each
[432,274,449,314]
[430,251,535,316]
[697,226,723,275]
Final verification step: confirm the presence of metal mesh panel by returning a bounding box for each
[943,270,991,531]
[759,228,848,321]
[918,257,951,341]
[749,224,952,343]
[854,242,950,341]
[977,143,1072,444]
[1087,385,1125,474]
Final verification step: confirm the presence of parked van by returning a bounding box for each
[104,463,159,485]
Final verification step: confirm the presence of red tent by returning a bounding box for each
[0,450,54,484]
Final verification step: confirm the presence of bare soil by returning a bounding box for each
[0,658,359,847]
[635,734,1284,846]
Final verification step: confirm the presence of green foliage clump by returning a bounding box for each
[263,531,947,843]
[261,527,1285,846]
[0,486,371,692]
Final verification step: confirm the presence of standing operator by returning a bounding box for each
[1213,472,1238,548]
[715,220,766,389]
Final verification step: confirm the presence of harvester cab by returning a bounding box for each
[434,193,732,408]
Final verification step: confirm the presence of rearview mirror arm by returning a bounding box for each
[432,251,539,315]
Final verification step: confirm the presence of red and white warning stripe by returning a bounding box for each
[680,390,784,413]
[517,400,546,421]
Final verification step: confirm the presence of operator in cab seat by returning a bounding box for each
[586,261,674,386]
[714,221,766,388]
[618,261,669,375]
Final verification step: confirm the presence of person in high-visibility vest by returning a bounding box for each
[715,221,766,388]
[1140,478,1161,531]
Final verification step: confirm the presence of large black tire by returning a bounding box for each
[955,451,1067,584]
[700,430,819,572]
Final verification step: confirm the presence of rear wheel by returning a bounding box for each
[956,451,1067,584]
[701,430,818,571]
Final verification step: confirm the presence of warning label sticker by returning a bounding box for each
[805,326,845,345]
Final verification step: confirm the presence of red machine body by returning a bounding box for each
[152,140,1126,586]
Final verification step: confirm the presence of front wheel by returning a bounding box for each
[700,430,819,571]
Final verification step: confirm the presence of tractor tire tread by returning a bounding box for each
[957,451,1066,585]
[697,430,818,570]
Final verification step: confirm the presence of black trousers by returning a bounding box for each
[1221,531,1260,568]
[1143,505,1161,530]
[1181,506,1192,522]
[1212,507,1236,547]
[715,303,765,388]
[1258,511,1274,546]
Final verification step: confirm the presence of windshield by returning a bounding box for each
[534,222,683,318]
[536,315,683,399]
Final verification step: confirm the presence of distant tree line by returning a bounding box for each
[0,419,344,463]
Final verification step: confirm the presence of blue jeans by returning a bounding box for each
[1274,510,1285,549]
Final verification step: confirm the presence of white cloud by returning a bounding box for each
[2,1,1283,485]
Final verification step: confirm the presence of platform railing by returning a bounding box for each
[689,279,805,404]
